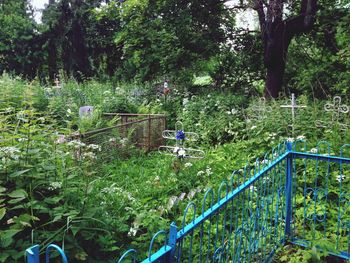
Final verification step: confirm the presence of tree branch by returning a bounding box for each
[285,0,317,37]
[253,0,266,38]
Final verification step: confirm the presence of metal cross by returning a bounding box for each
[280,93,306,135]
[324,96,349,122]
[159,121,204,159]
[251,97,272,120]
[315,96,349,130]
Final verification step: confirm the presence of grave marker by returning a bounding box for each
[79,106,94,118]
[159,121,204,159]
[251,97,272,120]
[280,93,306,135]
[316,96,349,130]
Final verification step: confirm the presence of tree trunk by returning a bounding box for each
[265,63,285,98]
[254,0,317,98]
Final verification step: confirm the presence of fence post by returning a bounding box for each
[148,114,151,152]
[165,222,177,263]
[26,245,40,263]
[285,142,293,239]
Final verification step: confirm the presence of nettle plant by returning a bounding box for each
[0,101,115,261]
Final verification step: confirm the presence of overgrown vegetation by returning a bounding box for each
[1,0,350,262]
[1,75,350,262]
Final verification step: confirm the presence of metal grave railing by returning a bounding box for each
[25,140,350,262]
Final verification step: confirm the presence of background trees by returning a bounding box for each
[0,0,348,97]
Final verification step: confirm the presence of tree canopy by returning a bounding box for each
[0,0,348,97]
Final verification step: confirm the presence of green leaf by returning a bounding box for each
[0,229,21,247]
[9,169,31,178]
[0,207,5,220]
[8,189,28,199]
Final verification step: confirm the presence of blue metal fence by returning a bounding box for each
[25,140,350,262]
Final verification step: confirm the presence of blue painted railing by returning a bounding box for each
[25,140,350,262]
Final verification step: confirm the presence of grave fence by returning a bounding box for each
[25,140,350,262]
[75,113,166,152]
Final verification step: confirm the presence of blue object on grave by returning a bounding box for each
[175,130,186,140]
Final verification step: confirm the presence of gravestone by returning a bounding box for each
[79,106,94,118]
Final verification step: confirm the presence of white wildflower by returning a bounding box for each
[184,162,193,168]
[336,175,346,183]
[197,170,205,176]
[67,140,85,148]
[87,144,101,151]
[310,148,317,154]
[178,148,186,157]
[296,135,306,141]
[249,185,257,192]
[226,111,232,115]
[109,137,116,143]
[231,108,238,115]
[251,125,257,130]
[206,166,213,176]
[287,137,294,142]
[0,147,20,160]
[82,152,96,160]
[127,227,138,237]
[48,181,62,191]
[261,159,269,165]
[55,135,66,144]
[120,138,128,147]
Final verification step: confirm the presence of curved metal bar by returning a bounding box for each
[202,188,214,213]
[26,245,40,263]
[148,230,167,261]
[45,244,68,263]
[316,140,331,155]
[293,139,307,152]
[230,170,241,190]
[217,181,229,203]
[118,249,137,263]
[175,121,184,132]
[182,202,197,229]
[340,144,350,157]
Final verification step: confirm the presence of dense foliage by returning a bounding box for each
[1,75,350,261]
[0,0,349,96]
[0,0,350,262]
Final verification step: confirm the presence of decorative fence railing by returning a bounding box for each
[75,113,166,152]
[25,140,350,262]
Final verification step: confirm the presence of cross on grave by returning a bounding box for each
[251,97,272,120]
[158,121,204,159]
[315,96,349,130]
[324,96,349,122]
[79,106,94,119]
[280,93,306,135]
